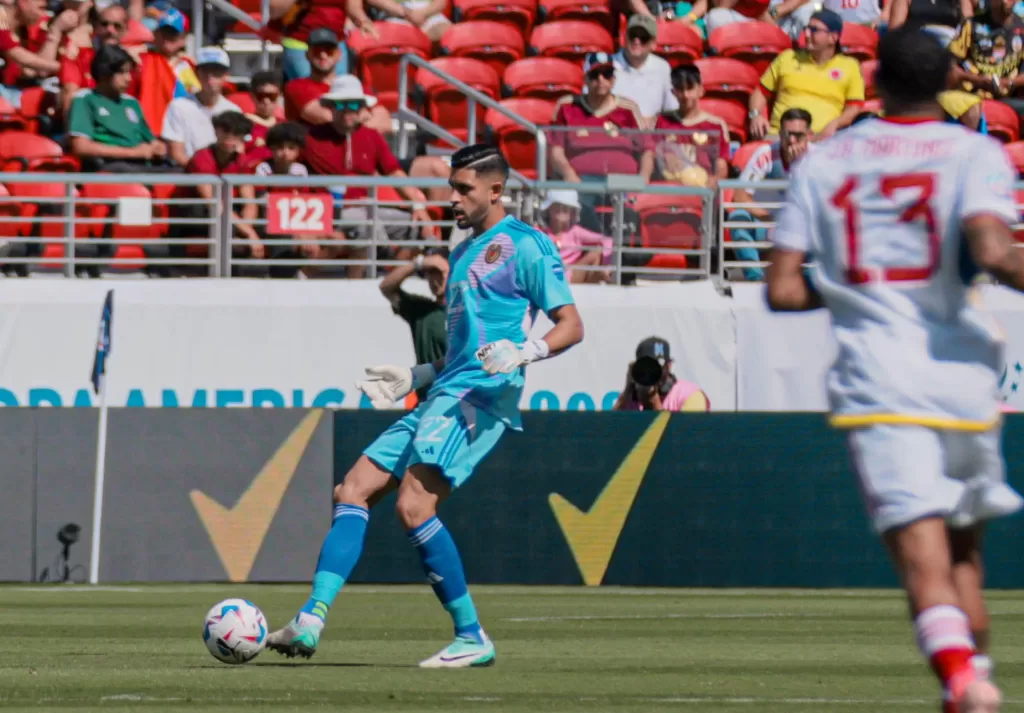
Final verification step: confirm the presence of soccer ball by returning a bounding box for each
[202,599,267,665]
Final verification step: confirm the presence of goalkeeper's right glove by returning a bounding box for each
[355,363,437,409]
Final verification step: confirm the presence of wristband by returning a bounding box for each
[413,254,425,272]
[519,339,551,365]
[410,363,437,390]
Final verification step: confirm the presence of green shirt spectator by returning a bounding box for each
[69,90,153,148]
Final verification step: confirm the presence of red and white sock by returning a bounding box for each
[915,605,977,703]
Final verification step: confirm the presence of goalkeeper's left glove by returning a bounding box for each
[355,363,437,409]
[476,339,550,375]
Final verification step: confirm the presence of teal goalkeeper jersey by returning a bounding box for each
[428,214,575,430]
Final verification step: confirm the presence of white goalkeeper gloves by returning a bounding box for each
[355,363,437,409]
[476,339,550,375]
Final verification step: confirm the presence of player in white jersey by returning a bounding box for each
[766,28,1024,713]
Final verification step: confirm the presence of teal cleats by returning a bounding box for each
[419,631,496,668]
[265,615,323,660]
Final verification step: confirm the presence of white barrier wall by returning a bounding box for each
[5,279,1024,410]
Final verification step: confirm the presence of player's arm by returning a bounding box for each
[765,161,823,311]
[965,216,1024,292]
[538,303,584,357]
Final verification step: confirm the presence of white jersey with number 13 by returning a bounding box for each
[772,116,1019,429]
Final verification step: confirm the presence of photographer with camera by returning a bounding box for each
[613,337,710,412]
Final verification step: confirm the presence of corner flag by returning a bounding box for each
[91,290,113,394]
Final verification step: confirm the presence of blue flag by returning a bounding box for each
[91,290,114,394]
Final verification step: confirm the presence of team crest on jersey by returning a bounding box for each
[485,243,502,264]
[125,107,139,123]
[603,121,620,137]
[693,132,708,145]
[829,69,842,80]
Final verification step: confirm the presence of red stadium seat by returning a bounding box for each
[707,22,791,75]
[80,183,158,270]
[0,95,26,131]
[538,0,614,35]
[227,91,256,114]
[485,97,554,178]
[839,22,878,62]
[417,57,501,144]
[695,58,760,106]
[503,57,582,100]
[652,20,703,66]
[121,18,154,46]
[440,21,526,78]
[529,20,613,63]
[453,0,537,35]
[18,86,57,134]
[631,190,705,269]
[860,59,878,99]
[1004,141,1024,176]
[730,139,769,175]
[700,98,747,143]
[349,22,433,112]
[983,99,1020,143]
[0,132,78,172]
[6,182,91,269]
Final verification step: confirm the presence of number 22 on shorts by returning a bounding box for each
[266,193,333,235]
[831,172,939,284]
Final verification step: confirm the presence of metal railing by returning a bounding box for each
[396,54,548,184]
[718,179,789,280]
[203,0,273,70]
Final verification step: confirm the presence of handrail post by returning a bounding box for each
[219,179,233,278]
[259,0,270,69]
[397,55,410,160]
[369,185,379,279]
[64,181,75,278]
[467,97,477,144]
[211,182,222,277]
[192,0,203,57]
[613,191,624,286]
[536,130,547,184]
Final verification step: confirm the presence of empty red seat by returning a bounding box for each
[840,22,878,61]
[485,97,555,178]
[349,22,433,111]
[700,98,747,143]
[631,190,705,268]
[707,22,791,75]
[80,183,158,270]
[695,58,760,105]
[538,0,614,34]
[652,20,703,66]
[983,99,1020,143]
[453,0,537,34]
[440,21,526,78]
[6,182,90,268]
[860,59,878,99]
[503,57,582,100]
[417,57,501,144]
[529,20,613,63]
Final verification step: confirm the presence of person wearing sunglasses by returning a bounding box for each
[748,9,865,139]
[550,52,654,232]
[58,2,129,121]
[301,74,433,279]
[243,70,283,156]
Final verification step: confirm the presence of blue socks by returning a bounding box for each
[299,504,369,623]
[408,516,484,643]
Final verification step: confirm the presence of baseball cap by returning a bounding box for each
[583,51,614,74]
[156,7,186,33]
[196,46,231,69]
[636,336,671,365]
[810,9,843,34]
[308,27,340,46]
[626,13,657,39]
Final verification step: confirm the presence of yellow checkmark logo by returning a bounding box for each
[548,411,671,586]
[190,410,324,582]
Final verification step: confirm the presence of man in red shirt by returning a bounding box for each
[0,0,78,106]
[654,63,730,187]
[59,2,129,119]
[283,27,338,123]
[303,74,432,278]
[172,111,264,262]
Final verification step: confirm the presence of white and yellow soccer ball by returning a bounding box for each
[202,599,268,665]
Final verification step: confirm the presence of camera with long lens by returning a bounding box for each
[631,356,664,388]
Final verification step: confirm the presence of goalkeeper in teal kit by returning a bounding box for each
[267,144,585,668]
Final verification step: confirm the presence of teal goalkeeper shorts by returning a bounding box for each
[363,395,506,488]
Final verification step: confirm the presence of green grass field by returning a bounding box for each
[1,585,1023,712]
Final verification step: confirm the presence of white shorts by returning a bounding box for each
[847,425,1023,534]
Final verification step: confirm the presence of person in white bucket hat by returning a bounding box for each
[539,189,613,283]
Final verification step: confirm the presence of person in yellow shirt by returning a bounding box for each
[748,9,865,138]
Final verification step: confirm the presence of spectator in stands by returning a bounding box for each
[888,0,969,44]
[748,10,864,139]
[613,337,710,412]
[267,0,374,82]
[729,107,811,280]
[69,44,171,171]
[172,111,264,262]
[540,189,612,283]
[301,75,432,279]
[705,0,814,40]
[59,2,129,120]
[244,70,282,154]
[132,7,198,134]
[938,90,987,131]
[655,63,729,187]
[161,46,241,166]
[948,0,1024,102]
[385,0,451,42]
[0,0,78,107]
[611,14,677,128]
[378,250,448,401]
[550,52,654,229]
[824,0,884,27]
